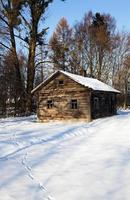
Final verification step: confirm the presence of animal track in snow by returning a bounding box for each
[21,152,55,200]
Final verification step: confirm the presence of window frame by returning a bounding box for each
[70,99,78,109]
[47,100,53,109]
[127,83,130,92]
[58,80,64,86]
[93,97,99,110]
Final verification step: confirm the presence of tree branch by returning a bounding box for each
[35,60,54,68]
[14,34,29,44]
[0,31,29,45]
[0,14,9,26]
[0,42,12,51]
[19,12,31,30]
[0,0,7,10]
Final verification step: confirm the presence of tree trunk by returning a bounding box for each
[123,79,128,109]
[9,26,25,114]
[97,47,103,80]
[89,44,93,77]
[26,35,37,114]
[89,59,93,77]
[9,27,22,86]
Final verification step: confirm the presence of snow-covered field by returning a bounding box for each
[0,111,130,200]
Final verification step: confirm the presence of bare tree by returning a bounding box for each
[0,50,26,116]
[0,0,66,115]
[69,11,117,80]
[0,0,25,110]
[20,0,65,114]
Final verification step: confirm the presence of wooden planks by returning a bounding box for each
[35,72,117,122]
[37,73,91,122]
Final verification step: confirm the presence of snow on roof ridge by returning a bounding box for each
[59,70,120,93]
[32,70,120,93]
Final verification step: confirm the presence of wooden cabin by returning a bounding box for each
[32,70,120,122]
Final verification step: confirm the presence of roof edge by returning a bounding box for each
[31,70,59,94]
[31,70,121,94]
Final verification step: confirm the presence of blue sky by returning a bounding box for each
[45,0,130,39]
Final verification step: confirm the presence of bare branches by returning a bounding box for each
[35,60,53,68]
[19,12,31,30]
[0,15,9,26]
[0,42,11,51]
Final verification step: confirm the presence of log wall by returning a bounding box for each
[37,73,91,122]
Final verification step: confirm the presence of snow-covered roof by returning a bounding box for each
[32,70,120,93]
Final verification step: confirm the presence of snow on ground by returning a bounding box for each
[0,111,130,200]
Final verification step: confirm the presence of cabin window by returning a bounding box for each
[111,94,115,101]
[47,100,53,109]
[101,97,105,107]
[128,83,130,92]
[70,99,78,109]
[94,97,99,110]
[59,80,64,85]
